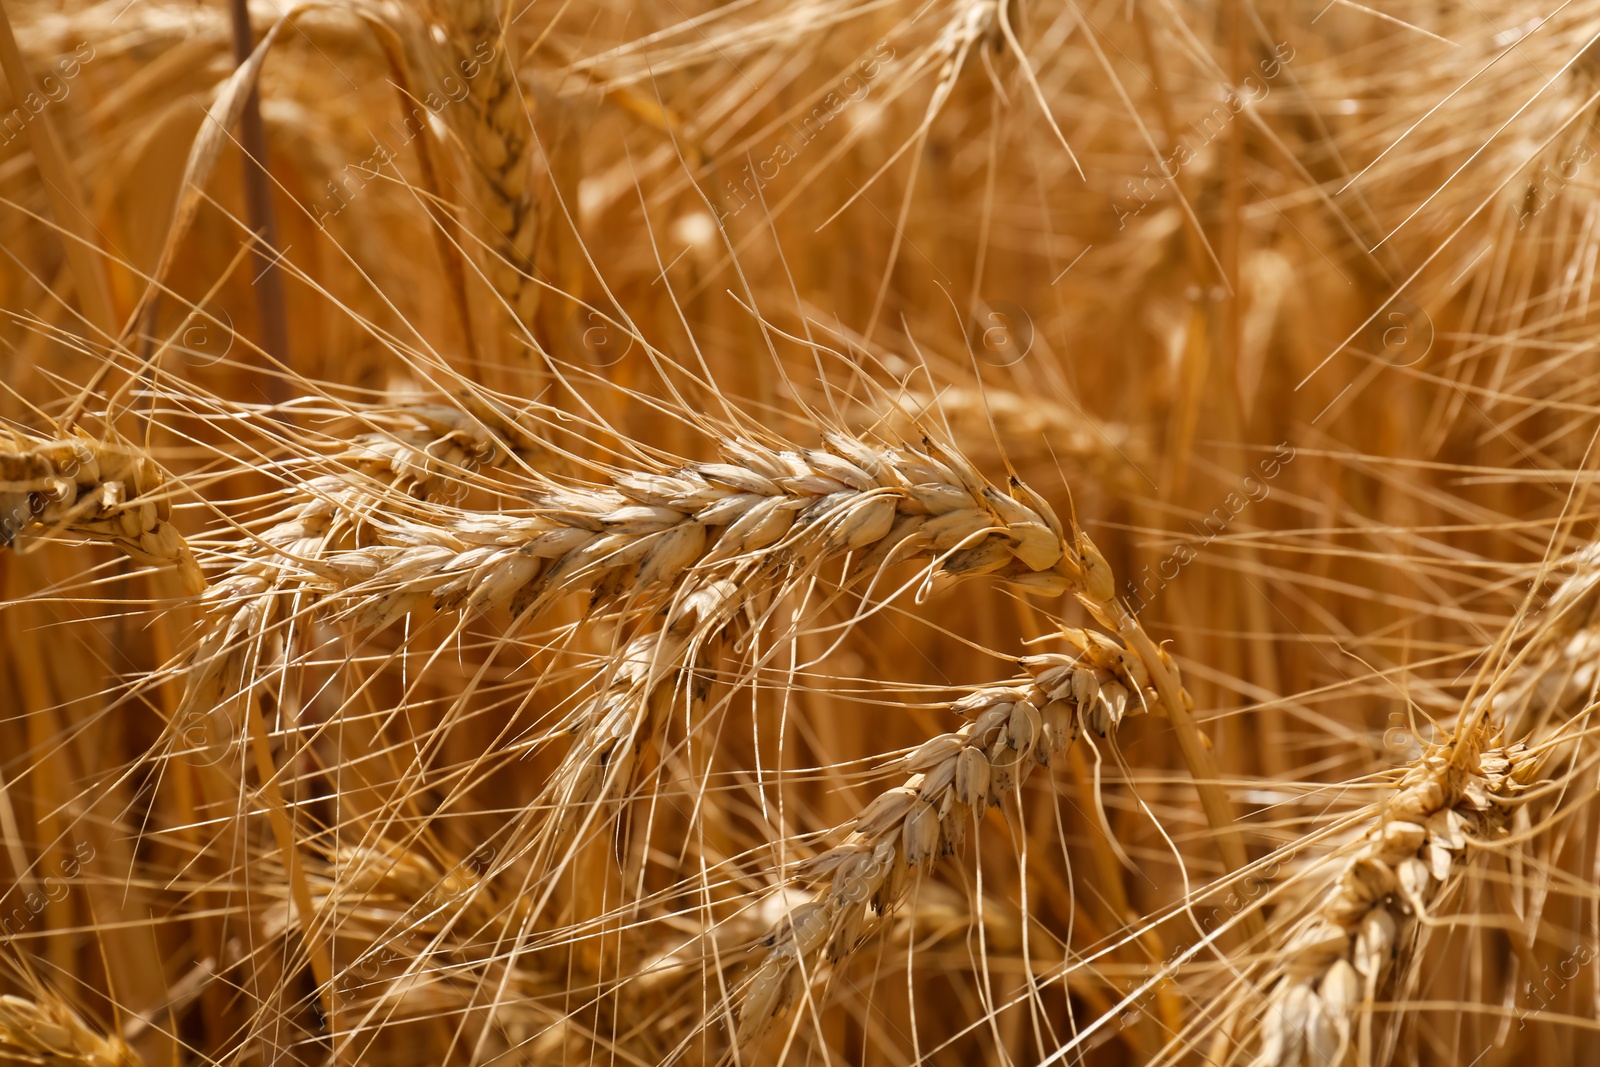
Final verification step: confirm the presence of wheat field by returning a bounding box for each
[1,0,1599,1064]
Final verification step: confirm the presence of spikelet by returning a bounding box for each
[334,400,533,502]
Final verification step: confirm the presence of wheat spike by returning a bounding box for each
[173,427,1081,747]
[508,433,1088,874]
[0,994,137,1067]
[306,431,1079,624]
[0,436,204,595]
[736,607,1172,1046]
[1492,544,1600,737]
[863,387,1143,488]
[1241,737,1541,1067]
[434,0,539,329]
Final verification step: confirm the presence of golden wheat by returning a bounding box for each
[1237,738,1540,1067]
[7,0,1600,1064]
[0,994,136,1067]
[0,436,204,594]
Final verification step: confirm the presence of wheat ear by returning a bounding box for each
[510,435,1092,864]
[176,430,1078,739]
[167,400,532,753]
[0,437,204,595]
[736,633,1159,1045]
[867,386,1143,486]
[436,0,539,329]
[1242,737,1539,1067]
[264,839,527,1011]
[0,994,138,1067]
[308,432,1075,625]
[1492,544,1600,738]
